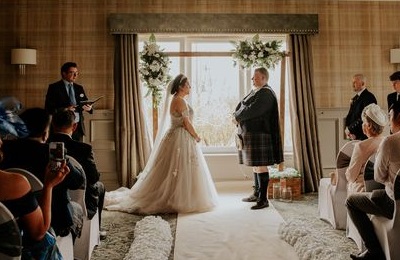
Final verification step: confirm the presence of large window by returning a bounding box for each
[139,34,292,154]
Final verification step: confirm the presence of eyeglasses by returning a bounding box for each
[67,71,79,76]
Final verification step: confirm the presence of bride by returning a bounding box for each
[104,74,218,214]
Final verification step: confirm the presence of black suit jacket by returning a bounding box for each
[45,80,93,138]
[345,88,377,140]
[233,86,283,164]
[387,92,399,111]
[49,133,101,218]
[0,138,85,233]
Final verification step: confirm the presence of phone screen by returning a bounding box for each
[49,142,65,172]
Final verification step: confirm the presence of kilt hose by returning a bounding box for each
[237,132,281,166]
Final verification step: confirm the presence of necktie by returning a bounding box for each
[68,83,76,106]
[397,93,399,102]
[352,95,359,104]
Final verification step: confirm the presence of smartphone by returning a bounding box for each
[49,142,65,171]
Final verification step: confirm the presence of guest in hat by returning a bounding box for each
[346,101,400,260]
[345,104,387,194]
[345,74,377,140]
[387,71,400,111]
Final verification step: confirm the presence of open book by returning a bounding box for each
[80,96,104,106]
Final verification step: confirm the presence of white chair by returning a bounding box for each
[363,154,384,192]
[68,156,100,260]
[371,170,400,260]
[0,202,22,260]
[5,168,43,192]
[318,140,359,230]
[69,188,100,260]
[346,153,387,251]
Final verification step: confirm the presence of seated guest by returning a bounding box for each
[346,102,400,260]
[0,108,85,240]
[49,109,107,239]
[345,104,387,193]
[0,136,70,259]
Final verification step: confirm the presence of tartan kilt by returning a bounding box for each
[237,132,281,166]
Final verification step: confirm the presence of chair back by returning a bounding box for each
[5,168,43,192]
[0,202,22,260]
[364,153,385,192]
[335,140,359,190]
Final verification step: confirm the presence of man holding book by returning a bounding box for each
[45,62,93,141]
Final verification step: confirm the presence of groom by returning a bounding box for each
[233,67,283,210]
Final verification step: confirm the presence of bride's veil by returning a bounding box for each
[137,78,175,180]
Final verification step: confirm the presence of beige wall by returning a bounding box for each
[0,0,399,110]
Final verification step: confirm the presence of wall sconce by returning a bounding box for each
[11,48,37,75]
[390,49,400,64]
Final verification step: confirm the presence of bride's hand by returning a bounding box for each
[195,135,201,143]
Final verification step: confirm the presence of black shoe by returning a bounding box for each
[100,230,107,240]
[242,194,258,202]
[251,200,269,210]
[350,250,385,260]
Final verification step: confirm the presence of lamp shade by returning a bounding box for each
[390,49,400,64]
[11,48,36,65]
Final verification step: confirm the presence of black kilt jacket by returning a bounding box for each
[233,85,283,166]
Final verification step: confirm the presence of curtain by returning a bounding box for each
[288,34,323,193]
[113,34,151,187]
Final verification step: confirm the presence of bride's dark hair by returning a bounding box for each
[170,74,187,95]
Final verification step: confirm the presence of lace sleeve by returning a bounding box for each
[181,108,190,118]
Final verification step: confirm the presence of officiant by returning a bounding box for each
[45,62,93,141]
[233,67,284,210]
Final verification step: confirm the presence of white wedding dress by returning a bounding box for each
[104,101,218,214]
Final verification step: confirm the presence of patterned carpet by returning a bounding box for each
[91,192,358,260]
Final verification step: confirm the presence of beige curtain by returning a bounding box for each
[113,34,151,187]
[288,34,323,193]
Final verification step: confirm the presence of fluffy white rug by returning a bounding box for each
[278,216,357,260]
[124,216,173,260]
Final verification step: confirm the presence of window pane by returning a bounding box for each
[189,56,238,148]
[139,34,292,154]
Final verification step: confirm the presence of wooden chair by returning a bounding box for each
[371,170,400,260]
[0,202,22,260]
[318,140,359,230]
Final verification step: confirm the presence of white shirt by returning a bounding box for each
[374,132,400,200]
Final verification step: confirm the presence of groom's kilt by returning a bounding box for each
[237,132,279,166]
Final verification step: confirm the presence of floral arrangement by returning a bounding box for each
[231,34,287,69]
[139,34,171,108]
[269,167,300,179]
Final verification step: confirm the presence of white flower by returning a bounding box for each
[139,34,171,107]
[232,34,286,69]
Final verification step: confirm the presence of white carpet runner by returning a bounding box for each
[173,181,298,260]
